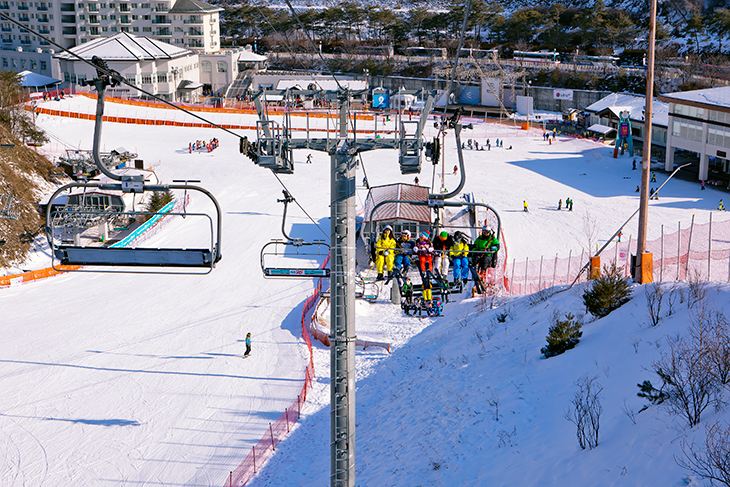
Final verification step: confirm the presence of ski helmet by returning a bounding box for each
[481,225,489,233]
[383,225,393,233]
[402,229,411,238]
[439,230,448,239]
[420,231,430,239]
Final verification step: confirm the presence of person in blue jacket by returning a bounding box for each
[244,332,252,357]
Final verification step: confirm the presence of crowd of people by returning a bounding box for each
[188,138,220,153]
[370,225,501,307]
[460,138,510,151]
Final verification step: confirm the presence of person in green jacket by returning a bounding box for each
[472,226,501,272]
[401,277,414,304]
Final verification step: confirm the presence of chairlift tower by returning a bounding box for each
[244,87,434,487]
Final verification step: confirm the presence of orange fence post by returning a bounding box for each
[590,255,601,279]
[640,252,653,284]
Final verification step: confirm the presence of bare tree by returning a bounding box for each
[687,270,707,310]
[646,283,665,327]
[653,330,721,427]
[667,282,681,317]
[704,311,730,386]
[582,212,599,256]
[678,422,730,486]
[566,376,603,449]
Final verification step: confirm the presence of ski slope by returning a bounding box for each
[253,282,730,487]
[3,96,728,485]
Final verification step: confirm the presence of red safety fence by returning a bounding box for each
[224,256,329,487]
[506,214,730,295]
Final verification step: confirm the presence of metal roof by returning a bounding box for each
[55,32,190,61]
[363,184,431,224]
[585,92,669,128]
[169,0,223,13]
[659,86,730,113]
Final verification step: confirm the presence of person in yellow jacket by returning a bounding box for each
[375,225,396,280]
[449,231,470,285]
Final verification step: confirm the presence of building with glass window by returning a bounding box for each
[55,32,201,102]
[660,87,730,183]
[0,0,222,78]
[584,92,669,161]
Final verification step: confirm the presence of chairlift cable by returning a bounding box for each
[282,0,344,91]
[0,11,329,240]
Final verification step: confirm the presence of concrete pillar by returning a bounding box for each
[665,114,675,172]
[699,152,709,181]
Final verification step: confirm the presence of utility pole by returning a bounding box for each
[246,87,434,487]
[330,95,357,486]
[635,0,658,282]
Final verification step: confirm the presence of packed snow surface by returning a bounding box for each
[2,96,728,485]
[253,283,730,486]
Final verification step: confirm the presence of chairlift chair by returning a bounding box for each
[259,190,330,278]
[253,120,294,174]
[44,57,223,273]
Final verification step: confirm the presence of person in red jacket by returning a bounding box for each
[414,231,434,276]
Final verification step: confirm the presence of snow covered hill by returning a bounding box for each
[252,282,730,486]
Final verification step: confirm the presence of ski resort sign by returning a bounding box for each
[553,89,574,101]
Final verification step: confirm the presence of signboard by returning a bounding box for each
[458,86,481,106]
[619,121,630,138]
[553,89,574,101]
[371,88,390,109]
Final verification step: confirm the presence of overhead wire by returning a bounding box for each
[0,10,329,238]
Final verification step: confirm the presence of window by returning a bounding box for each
[708,109,730,125]
[1,58,7,68]
[201,60,211,72]
[216,61,226,73]
[673,104,706,119]
[157,72,166,82]
[40,60,46,70]
[125,76,136,84]
[672,119,703,143]
[708,127,730,148]
[142,74,152,84]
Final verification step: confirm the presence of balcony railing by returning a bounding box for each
[152,18,170,24]
[17,4,29,10]
[37,16,50,23]
[18,14,30,21]
[188,29,203,36]
[1,26,11,32]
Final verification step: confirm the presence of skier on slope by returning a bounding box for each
[449,232,470,286]
[244,332,252,357]
[395,229,415,276]
[432,230,454,278]
[374,226,396,281]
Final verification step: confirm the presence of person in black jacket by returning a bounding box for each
[432,230,454,277]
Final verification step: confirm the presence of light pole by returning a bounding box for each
[635,0,658,283]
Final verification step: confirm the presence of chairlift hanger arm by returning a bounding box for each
[360,198,501,244]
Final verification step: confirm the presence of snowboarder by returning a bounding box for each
[617,230,623,243]
[549,137,552,145]
[558,199,562,210]
[568,198,573,211]
[635,185,640,193]
[401,277,414,304]
[467,139,473,150]
[719,199,726,211]
[306,153,313,164]
[651,172,657,183]
[449,232,470,285]
[414,176,420,185]
[632,159,637,170]
[700,180,706,190]
[244,332,252,357]
[374,226,396,281]
[523,200,528,212]
[414,231,434,276]
[395,229,415,276]
[432,230,454,278]
[453,164,458,175]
